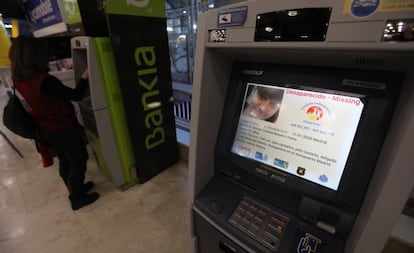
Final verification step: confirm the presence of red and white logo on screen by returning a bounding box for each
[306,106,323,121]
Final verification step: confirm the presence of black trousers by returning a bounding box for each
[42,126,89,199]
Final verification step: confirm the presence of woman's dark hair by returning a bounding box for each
[9,36,51,81]
[257,87,283,122]
[255,86,284,101]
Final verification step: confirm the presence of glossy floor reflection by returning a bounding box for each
[0,128,193,253]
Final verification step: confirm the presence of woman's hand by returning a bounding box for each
[81,69,89,80]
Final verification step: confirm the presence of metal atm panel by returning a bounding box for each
[189,1,414,253]
[71,36,106,110]
[70,36,130,188]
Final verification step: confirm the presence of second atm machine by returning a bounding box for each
[71,36,135,189]
[189,1,414,253]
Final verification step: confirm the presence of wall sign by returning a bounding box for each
[343,0,414,17]
[24,0,67,37]
[105,0,178,183]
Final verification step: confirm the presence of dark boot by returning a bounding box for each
[83,181,95,192]
[69,192,99,210]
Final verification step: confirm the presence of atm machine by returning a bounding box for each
[189,1,414,253]
[71,36,136,189]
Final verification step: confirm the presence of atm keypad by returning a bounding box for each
[228,196,289,252]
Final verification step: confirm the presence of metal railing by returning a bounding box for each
[173,87,192,133]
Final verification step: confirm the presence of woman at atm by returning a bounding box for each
[8,36,99,211]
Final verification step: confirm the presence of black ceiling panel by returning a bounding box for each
[0,0,27,19]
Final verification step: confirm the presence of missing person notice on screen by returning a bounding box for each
[232,83,364,190]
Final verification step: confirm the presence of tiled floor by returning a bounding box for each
[0,126,193,253]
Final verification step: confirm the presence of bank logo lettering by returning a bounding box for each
[350,0,379,17]
[242,69,264,76]
[135,46,165,150]
[297,232,322,253]
[29,0,53,24]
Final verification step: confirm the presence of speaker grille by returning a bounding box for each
[355,57,386,66]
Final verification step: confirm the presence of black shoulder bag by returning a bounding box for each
[2,87,36,139]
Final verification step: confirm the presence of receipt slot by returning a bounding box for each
[189,1,414,253]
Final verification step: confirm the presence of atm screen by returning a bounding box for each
[231,83,365,191]
[215,62,402,211]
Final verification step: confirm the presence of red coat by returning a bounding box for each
[14,73,79,133]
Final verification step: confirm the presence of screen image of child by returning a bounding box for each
[242,84,284,123]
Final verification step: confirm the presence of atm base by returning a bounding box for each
[193,176,344,253]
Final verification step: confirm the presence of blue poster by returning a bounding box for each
[24,0,63,31]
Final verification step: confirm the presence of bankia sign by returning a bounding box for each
[105,0,178,183]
